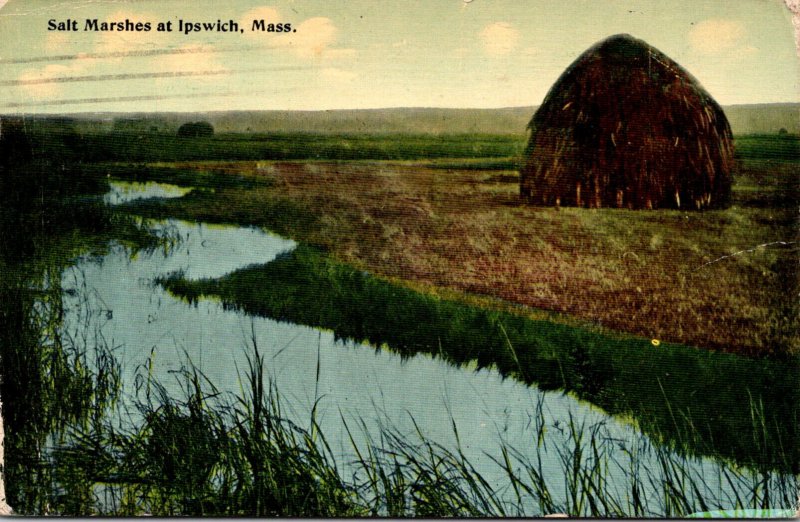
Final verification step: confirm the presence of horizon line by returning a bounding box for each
[2,100,799,117]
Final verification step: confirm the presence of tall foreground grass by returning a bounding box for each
[0,215,180,514]
[0,121,160,513]
[39,337,798,517]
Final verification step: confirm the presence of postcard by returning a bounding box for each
[0,0,798,517]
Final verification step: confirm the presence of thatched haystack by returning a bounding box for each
[520,34,733,210]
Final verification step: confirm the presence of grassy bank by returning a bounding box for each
[84,163,272,191]
[733,134,800,162]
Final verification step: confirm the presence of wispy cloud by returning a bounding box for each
[688,19,752,56]
[152,44,230,86]
[17,64,71,98]
[479,22,519,56]
[241,9,355,61]
[287,17,353,59]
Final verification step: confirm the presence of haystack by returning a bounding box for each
[520,34,733,210]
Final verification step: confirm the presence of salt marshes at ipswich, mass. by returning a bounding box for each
[0,0,798,517]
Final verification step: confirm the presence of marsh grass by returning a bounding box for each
[0,157,181,512]
[0,122,252,513]
[39,337,799,517]
[46,346,366,516]
[734,134,800,162]
[74,132,524,164]
[0,211,181,515]
[0,188,183,514]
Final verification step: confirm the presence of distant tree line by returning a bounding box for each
[177,121,214,138]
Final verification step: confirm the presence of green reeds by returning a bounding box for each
[492,401,798,517]
[47,339,365,516]
[39,335,799,517]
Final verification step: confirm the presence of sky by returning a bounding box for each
[0,0,797,113]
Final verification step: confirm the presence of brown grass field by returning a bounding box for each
[146,156,797,357]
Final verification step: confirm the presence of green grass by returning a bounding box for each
[71,132,526,163]
[733,134,800,162]
[46,348,364,516]
[74,132,796,170]
[158,244,800,475]
[0,206,173,514]
[15,122,800,166]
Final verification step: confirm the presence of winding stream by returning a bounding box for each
[55,181,787,514]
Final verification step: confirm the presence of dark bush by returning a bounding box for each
[177,122,214,138]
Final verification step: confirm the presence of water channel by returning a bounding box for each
[54,180,787,514]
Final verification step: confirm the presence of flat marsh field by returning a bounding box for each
[118,133,799,358]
